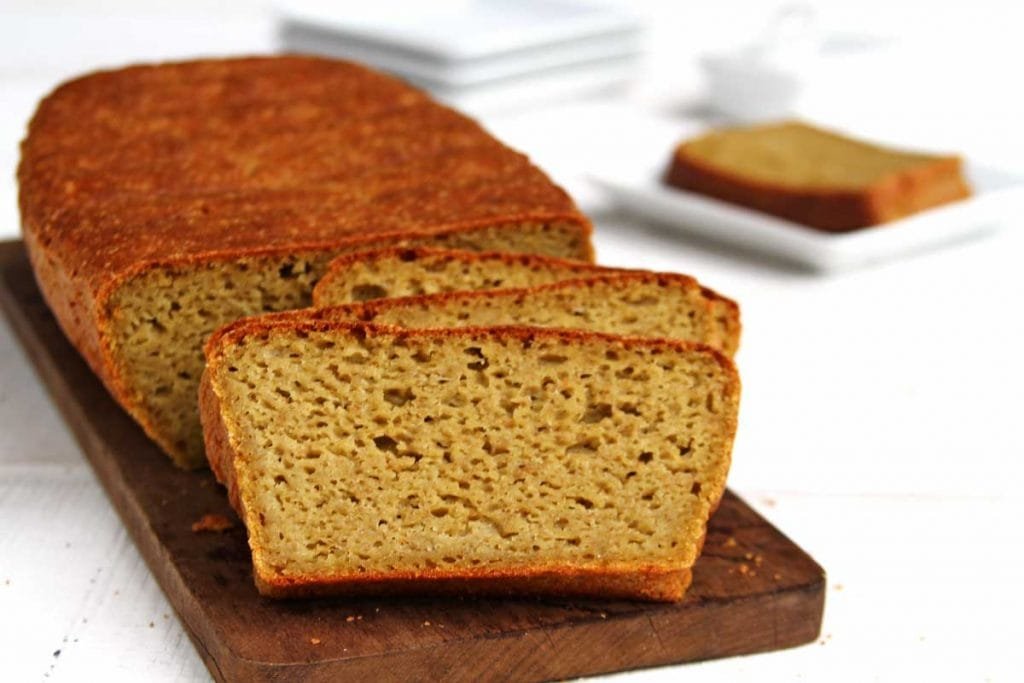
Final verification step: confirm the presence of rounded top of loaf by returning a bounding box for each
[19,55,588,296]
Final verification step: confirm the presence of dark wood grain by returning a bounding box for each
[0,240,825,682]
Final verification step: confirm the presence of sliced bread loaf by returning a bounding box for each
[664,121,971,231]
[201,320,740,601]
[313,246,610,304]
[310,272,739,356]
[20,57,591,468]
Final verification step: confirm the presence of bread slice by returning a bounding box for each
[19,56,592,468]
[200,320,740,601]
[664,121,971,232]
[313,246,610,304]
[310,272,739,356]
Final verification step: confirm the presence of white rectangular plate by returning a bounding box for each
[280,20,641,88]
[275,0,642,86]
[591,161,1024,272]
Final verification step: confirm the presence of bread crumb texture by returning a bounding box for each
[205,324,739,599]
[314,246,603,305]
[675,121,944,188]
[105,224,581,468]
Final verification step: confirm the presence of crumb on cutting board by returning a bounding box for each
[191,513,235,533]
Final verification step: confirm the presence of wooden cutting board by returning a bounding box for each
[0,240,825,682]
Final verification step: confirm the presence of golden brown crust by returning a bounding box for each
[20,56,592,458]
[22,226,111,396]
[21,56,590,290]
[254,564,690,602]
[201,320,738,602]
[664,137,971,233]
[199,368,244,515]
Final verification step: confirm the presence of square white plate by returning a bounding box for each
[590,160,1024,272]
[280,21,641,89]
[275,0,642,87]
[423,59,634,116]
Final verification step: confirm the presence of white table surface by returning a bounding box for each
[2,2,1024,681]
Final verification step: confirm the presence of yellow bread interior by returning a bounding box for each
[679,121,952,189]
[203,324,740,600]
[105,222,587,468]
[313,247,601,305]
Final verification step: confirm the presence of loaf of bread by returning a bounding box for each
[200,320,740,601]
[309,272,739,356]
[664,121,971,232]
[19,56,592,468]
[313,246,610,304]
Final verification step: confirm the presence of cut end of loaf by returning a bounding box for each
[99,220,593,468]
[202,322,740,601]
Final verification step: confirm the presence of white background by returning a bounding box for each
[1,1,1023,681]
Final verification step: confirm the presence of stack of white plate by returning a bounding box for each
[276,0,644,113]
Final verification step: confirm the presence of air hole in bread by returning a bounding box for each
[351,284,388,301]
